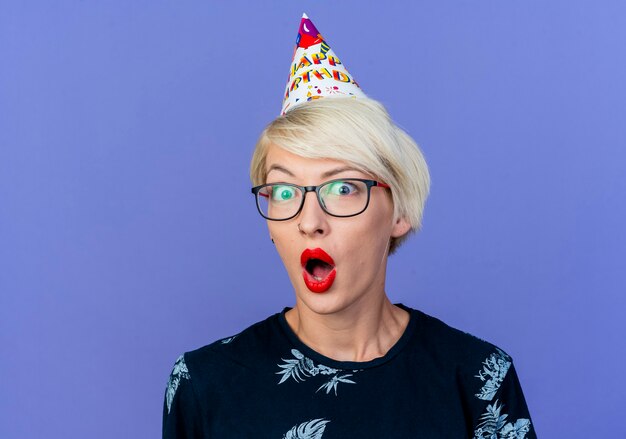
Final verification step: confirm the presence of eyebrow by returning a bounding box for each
[266,164,362,180]
[321,166,362,179]
[266,164,295,177]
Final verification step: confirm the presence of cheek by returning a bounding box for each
[334,220,390,263]
[268,222,289,242]
[268,224,299,264]
[347,207,394,243]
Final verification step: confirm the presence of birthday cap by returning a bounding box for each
[281,13,366,115]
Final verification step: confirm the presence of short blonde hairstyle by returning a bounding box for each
[250,98,430,254]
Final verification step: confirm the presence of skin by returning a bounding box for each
[265,143,413,363]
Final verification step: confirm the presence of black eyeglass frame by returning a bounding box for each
[250,178,390,221]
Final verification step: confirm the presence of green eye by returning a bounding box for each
[271,185,297,201]
[326,181,357,196]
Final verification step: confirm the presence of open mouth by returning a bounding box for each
[305,258,334,281]
[300,248,336,293]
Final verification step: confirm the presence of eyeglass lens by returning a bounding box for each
[257,180,369,220]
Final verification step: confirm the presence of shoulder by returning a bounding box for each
[410,307,514,372]
[177,311,284,382]
[405,310,535,436]
[407,307,520,404]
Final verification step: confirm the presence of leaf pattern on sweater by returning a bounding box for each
[473,400,531,439]
[283,418,330,439]
[276,349,359,396]
[165,354,190,414]
[475,348,511,401]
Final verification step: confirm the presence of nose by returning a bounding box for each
[297,190,328,237]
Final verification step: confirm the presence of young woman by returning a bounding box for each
[162,15,535,439]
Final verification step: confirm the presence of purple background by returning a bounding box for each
[1,1,625,437]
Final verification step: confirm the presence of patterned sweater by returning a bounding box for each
[162,304,536,438]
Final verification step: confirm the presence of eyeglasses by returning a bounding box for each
[251,178,390,221]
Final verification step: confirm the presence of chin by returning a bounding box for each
[295,284,361,316]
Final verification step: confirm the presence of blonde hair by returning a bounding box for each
[250,98,430,254]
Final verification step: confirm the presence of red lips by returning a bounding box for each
[300,248,336,293]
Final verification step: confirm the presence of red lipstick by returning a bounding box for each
[300,248,336,293]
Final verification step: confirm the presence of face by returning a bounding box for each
[264,143,411,316]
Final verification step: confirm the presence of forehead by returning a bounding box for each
[266,143,346,170]
[265,143,366,179]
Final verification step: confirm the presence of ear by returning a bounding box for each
[390,216,411,238]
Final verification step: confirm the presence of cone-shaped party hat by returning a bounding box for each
[281,13,366,115]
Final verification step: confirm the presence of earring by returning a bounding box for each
[271,238,275,244]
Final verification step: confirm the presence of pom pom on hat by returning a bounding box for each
[281,13,366,115]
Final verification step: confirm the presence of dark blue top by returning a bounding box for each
[162,304,536,438]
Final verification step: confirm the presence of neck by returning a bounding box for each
[284,294,410,363]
